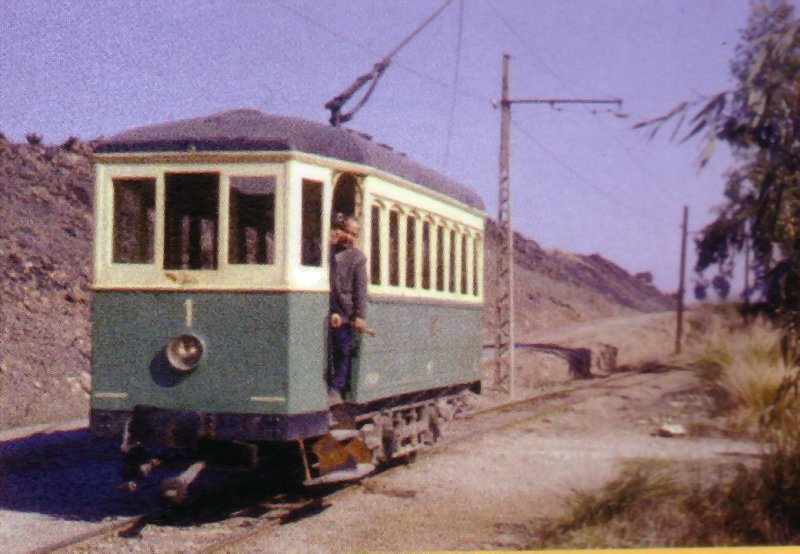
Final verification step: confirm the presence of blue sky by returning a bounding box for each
[1,1,761,293]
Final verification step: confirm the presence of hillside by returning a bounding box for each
[0,137,94,430]
[483,220,674,342]
[0,137,673,430]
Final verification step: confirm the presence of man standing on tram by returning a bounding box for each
[328,214,368,405]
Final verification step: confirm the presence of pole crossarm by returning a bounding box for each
[507,98,622,106]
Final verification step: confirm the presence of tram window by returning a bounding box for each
[461,234,468,294]
[473,236,481,295]
[164,173,219,270]
[436,225,444,291]
[389,211,399,286]
[449,229,456,292]
[301,179,323,266]
[370,205,381,285]
[406,216,416,288]
[421,221,431,290]
[229,176,275,265]
[112,178,155,264]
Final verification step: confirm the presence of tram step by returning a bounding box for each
[329,428,360,442]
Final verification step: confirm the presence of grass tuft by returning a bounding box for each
[533,461,683,549]
[681,317,792,434]
[562,461,676,530]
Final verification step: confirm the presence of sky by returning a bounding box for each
[0,0,765,294]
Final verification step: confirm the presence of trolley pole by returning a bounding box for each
[675,205,688,355]
[493,54,622,396]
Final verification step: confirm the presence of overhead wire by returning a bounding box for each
[482,0,615,100]
[590,113,686,203]
[482,0,685,206]
[511,119,675,227]
[267,0,488,103]
[555,106,685,205]
[443,0,464,170]
[269,0,677,229]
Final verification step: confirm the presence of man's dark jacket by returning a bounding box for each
[330,245,367,323]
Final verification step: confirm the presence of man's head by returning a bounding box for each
[341,217,360,248]
[331,213,360,248]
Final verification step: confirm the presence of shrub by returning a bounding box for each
[682,316,791,434]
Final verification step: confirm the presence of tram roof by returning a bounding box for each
[95,109,485,211]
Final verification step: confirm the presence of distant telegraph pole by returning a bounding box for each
[493,54,622,396]
[743,235,751,311]
[675,205,688,355]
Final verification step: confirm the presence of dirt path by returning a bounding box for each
[233,368,758,553]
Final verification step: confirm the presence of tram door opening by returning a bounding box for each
[332,173,361,221]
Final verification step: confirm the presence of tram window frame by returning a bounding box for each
[164,172,220,271]
[421,220,431,290]
[460,233,468,294]
[112,177,156,264]
[370,205,382,285]
[448,228,457,293]
[406,215,417,289]
[300,179,324,267]
[473,235,481,296]
[388,209,400,286]
[228,176,276,265]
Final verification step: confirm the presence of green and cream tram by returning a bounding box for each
[90,109,484,487]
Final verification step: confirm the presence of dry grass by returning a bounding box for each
[530,460,734,549]
[530,457,800,548]
[681,316,792,435]
[533,461,681,549]
[529,312,800,548]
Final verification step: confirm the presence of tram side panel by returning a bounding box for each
[285,291,329,414]
[351,298,483,403]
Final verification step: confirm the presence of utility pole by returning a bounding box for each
[493,54,622,396]
[743,235,751,311]
[675,205,688,355]
[495,54,515,397]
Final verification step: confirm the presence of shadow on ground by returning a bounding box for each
[0,428,156,520]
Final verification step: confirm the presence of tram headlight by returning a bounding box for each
[166,334,204,372]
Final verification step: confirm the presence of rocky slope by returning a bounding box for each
[0,137,673,430]
[0,136,95,429]
[483,220,674,341]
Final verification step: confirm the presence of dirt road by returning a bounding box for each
[231,367,758,552]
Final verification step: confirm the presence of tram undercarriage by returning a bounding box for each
[113,386,475,501]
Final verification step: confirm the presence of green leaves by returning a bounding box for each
[668,1,800,329]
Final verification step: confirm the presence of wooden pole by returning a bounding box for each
[675,205,688,354]
[744,236,751,311]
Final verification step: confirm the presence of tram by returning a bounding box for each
[89,109,485,492]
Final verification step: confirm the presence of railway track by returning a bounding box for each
[31,370,641,553]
